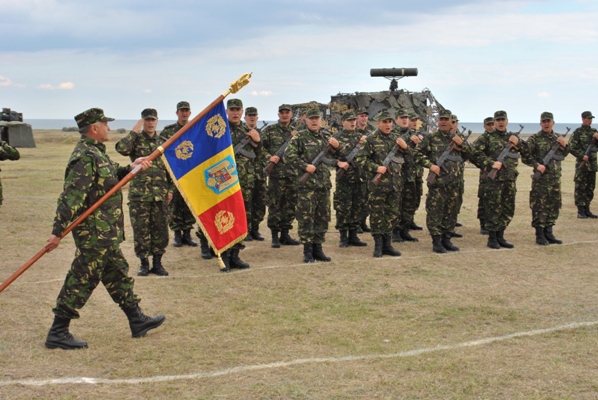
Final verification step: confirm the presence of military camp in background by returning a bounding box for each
[1,108,36,148]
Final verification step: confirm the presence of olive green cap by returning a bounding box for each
[74,108,114,131]
[396,109,410,118]
[582,111,594,119]
[342,111,357,122]
[278,104,292,112]
[356,107,369,116]
[306,108,321,118]
[245,107,258,115]
[438,109,452,119]
[227,98,243,109]
[177,101,190,110]
[540,111,553,121]
[483,117,495,125]
[451,114,459,122]
[141,108,158,120]
[494,110,508,119]
[377,111,394,122]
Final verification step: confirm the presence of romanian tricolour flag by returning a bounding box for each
[162,101,247,254]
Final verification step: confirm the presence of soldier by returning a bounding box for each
[522,112,569,245]
[356,111,408,258]
[333,111,367,247]
[284,108,340,263]
[0,135,20,206]
[261,104,301,248]
[115,108,172,276]
[44,108,165,350]
[355,108,373,233]
[415,109,471,253]
[408,112,424,231]
[474,117,495,234]
[451,114,465,238]
[470,110,529,249]
[568,111,598,219]
[160,102,199,249]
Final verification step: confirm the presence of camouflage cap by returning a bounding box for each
[245,107,258,115]
[377,111,394,122]
[177,101,190,110]
[483,117,495,125]
[494,110,508,119]
[278,104,292,112]
[227,98,243,109]
[582,111,595,119]
[451,114,459,122]
[396,109,410,118]
[342,111,357,121]
[74,108,114,130]
[438,109,452,119]
[540,111,554,121]
[356,107,369,116]
[409,112,417,120]
[306,108,321,118]
[141,108,158,120]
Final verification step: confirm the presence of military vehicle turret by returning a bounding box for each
[1,108,36,148]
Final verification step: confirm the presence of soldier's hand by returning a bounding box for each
[452,135,463,146]
[360,135,367,143]
[537,164,546,174]
[132,156,152,172]
[410,135,420,145]
[247,129,261,142]
[509,135,519,146]
[396,138,407,150]
[45,235,61,253]
[291,130,298,136]
[269,155,280,164]
[593,132,598,140]
[306,164,316,173]
[493,161,503,170]
[557,136,567,147]
[132,119,144,134]
[376,166,387,174]
[167,192,173,204]
[583,155,590,162]
[329,137,340,148]
[337,161,349,170]
[430,165,441,175]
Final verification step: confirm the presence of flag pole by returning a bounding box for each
[0,73,253,294]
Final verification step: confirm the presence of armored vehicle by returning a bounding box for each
[1,108,35,148]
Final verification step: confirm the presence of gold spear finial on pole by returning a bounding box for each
[222,72,253,98]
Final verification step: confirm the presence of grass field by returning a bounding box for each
[1,130,597,399]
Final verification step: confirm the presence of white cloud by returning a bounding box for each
[0,76,14,86]
[144,89,152,93]
[251,90,273,96]
[38,81,75,90]
[537,92,550,98]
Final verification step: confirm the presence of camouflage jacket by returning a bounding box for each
[356,125,374,137]
[470,129,529,182]
[568,125,598,172]
[230,121,263,187]
[52,137,131,249]
[335,129,362,183]
[284,128,336,190]
[261,120,297,179]
[160,122,184,140]
[0,140,20,204]
[415,129,472,187]
[356,128,409,191]
[522,130,569,180]
[246,122,270,180]
[397,127,422,182]
[115,130,172,202]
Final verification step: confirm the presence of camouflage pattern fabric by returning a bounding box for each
[482,179,517,231]
[568,124,598,206]
[0,140,20,205]
[129,200,170,258]
[250,123,269,229]
[398,128,421,227]
[356,125,375,222]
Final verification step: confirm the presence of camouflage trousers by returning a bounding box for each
[360,171,371,221]
[169,188,196,231]
[483,179,516,232]
[456,173,465,214]
[400,179,420,226]
[53,244,140,319]
[530,178,562,228]
[574,169,596,207]
[334,176,366,231]
[426,183,460,236]
[477,174,489,221]
[296,185,330,244]
[369,185,401,235]
[251,177,268,229]
[129,200,169,258]
[267,176,297,231]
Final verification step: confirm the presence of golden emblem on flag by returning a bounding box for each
[175,140,194,160]
[206,114,227,139]
[214,210,235,234]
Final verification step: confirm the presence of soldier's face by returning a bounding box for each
[278,110,292,124]
[397,116,409,128]
[495,118,508,131]
[582,117,593,127]
[438,117,451,131]
[409,119,417,129]
[342,119,356,131]
[143,118,157,134]
[306,116,321,131]
[484,123,494,131]
[356,114,368,127]
[227,107,243,124]
[176,108,191,125]
[378,119,393,134]
[541,119,554,133]
[244,114,258,127]
[91,121,110,142]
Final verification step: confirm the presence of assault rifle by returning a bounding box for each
[233,121,269,159]
[487,124,525,180]
[264,127,296,176]
[371,139,408,186]
[298,131,339,185]
[579,134,598,170]
[532,127,570,181]
[336,141,363,179]
[426,127,470,184]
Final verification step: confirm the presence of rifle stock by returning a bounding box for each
[488,124,524,180]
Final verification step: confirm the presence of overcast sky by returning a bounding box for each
[1,0,597,122]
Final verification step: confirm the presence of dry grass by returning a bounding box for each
[1,130,597,399]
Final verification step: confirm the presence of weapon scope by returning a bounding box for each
[370,68,418,92]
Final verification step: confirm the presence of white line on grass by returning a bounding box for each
[1,320,596,387]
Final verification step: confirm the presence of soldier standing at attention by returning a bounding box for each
[333,111,367,248]
[44,108,165,350]
[568,111,598,219]
[474,117,495,234]
[408,112,424,231]
[0,135,20,206]
[470,110,529,249]
[116,109,172,276]
[242,106,266,241]
[284,108,340,263]
[261,104,301,248]
[356,111,407,258]
[450,114,465,238]
[522,112,569,245]
[160,102,199,249]
[355,108,373,233]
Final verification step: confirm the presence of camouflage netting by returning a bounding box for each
[1,108,35,147]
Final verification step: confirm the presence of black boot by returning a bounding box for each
[250,228,264,241]
[382,234,401,256]
[480,220,489,235]
[280,228,300,246]
[198,234,212,260]
[455,221,463,227]
[348,230,367,246]
[173,230,183,247]
[360,220,372,233]
[244,232,253,241]
[586,206,598,219]
[303,243,315,263]
[312,243,332,262]
[219,250,231,272]
[451,231,463,238]
[373,235,383,257]
[123,304,166,338]
[150,254,169,276]
[45,315,88,350]
[441,232,460,251]
[181,230,197,246]
[432,235,447,253]
[496,230,514,248]
[392,227,404,243]
[271,229,281,248]
[400,225,419,242]
[137,258,150,276]
[577,206,588,219]
[339,230,349,247]
[230,248,250,269]
[543,226,562,244]
[487,231,500,249]
[535,226,549,246]
[409,221,423,231]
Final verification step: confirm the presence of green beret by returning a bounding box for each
[74,108,114,131]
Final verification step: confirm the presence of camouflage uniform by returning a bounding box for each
[569,124,597,208]
[115,129,171,259]
[397,127,421,230]
[356,123,375,227]
[0,139,20,206]
[248,121,269,232]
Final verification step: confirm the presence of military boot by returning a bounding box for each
[138,258,150,276]
[392,227,404,243]
[303,243,315,263]
[150,254,169,276]
[535,226,549,246]
[348,230,367,247]
[400,226,419,242]
[123,304,165,338]
[219,250,231,272]
[577,206,588,219]
[339,230,349,247]
[409,221,423,231]
[487,231,500,249]
[480,220,489,235]
[451,231,463,238]
[441,232,460,252]
[496,230,514,248]
[373,235,383,257]
[45,315,88,350]
[230,248,250,269]
[312,243,332,262]
[280,228,300,246]
[432,235,447,254]
[198,234,212,260]
[382,234,401,257]
[271,229,281,248]
[244,232,253,241]
[181,230,197,246]
[456,222,463,227]
[360,220,372,233]
[250,228,264,241]
[586,206,598,219]
[543,225,562,244]
[173,230,183,247]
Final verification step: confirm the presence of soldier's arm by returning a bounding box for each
[520,135,537,168]
[0,141,20,161]
[282,135,308,172]
[568,130,584,159]
[470,134,494,170]
[413,138,433,169]
[115,130,140,157]
[355,137,380,174]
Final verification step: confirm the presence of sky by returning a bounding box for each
[1,0,597,123]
